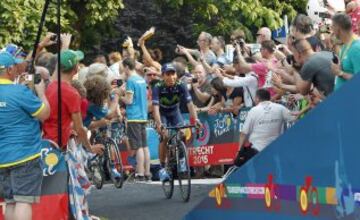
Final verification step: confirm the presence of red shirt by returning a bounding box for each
[349,7,360,33]
[80,98,89,120]
[43,81,81,149]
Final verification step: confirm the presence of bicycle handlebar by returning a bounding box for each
[164,124,197,130]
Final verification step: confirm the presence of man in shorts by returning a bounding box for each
[0,50,50,220]
[121,58,150,182]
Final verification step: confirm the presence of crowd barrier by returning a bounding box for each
[117,109,252,168]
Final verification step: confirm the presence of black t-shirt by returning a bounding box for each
[300,51,335,96]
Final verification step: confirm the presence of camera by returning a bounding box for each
[233,38,245,48]
[24,73,42,85]
[192,78,198,84]
[50,35,57,42]
[318,12,331,19]
[112,79,123,87]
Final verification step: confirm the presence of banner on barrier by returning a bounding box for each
[0,140,69,220]
[117,109,251,167]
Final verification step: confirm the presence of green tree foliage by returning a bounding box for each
[0,0,124,49]
[162,0,307,41]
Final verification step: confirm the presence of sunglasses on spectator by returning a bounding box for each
[147,73,157,77]
[256,33,263,37]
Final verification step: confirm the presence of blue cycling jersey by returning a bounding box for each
[152,81,192,116]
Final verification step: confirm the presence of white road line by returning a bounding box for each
[99,178,224,188]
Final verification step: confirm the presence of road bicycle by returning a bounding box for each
[161,124,198,202]
[88,122,124,189]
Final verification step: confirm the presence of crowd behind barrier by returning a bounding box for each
[1,3,360,219]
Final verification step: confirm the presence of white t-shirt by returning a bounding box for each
[242,101,296,151]
[223,73,258,107]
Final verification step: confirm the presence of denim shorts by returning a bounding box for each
[0,158,43,204]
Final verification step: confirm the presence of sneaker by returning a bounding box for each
[127,156,137,168]
[110,166,122,179]
[144,175,152,183]
[179,157,187,172]
[159,168,170,182]
[134,174,145,182]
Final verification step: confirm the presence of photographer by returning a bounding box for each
[189,64,212,112]
[0,51,50,220]
[233,40,279,97]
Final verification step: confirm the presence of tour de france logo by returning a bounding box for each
[185,120,210,147]
[41,140,61,176]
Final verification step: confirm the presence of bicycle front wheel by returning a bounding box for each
[106,138,125,188]
[162,164,175,199]
[176,141,191,202]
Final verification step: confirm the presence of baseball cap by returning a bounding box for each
[1,44,27,58]
[161,63,176,74]
[60,49,84,71]
[0,51,24,69]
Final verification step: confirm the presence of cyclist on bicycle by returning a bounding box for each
[152,63,201,182]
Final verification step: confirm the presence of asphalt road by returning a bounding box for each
[88,180,219,220]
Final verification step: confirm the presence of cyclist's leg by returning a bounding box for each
[159,115,169,168]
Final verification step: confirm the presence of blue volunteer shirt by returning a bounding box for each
[126,74,148,122]
[0,79,44,167]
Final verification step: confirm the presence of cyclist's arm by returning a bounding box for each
[88,118,110,131]
[152,104,162,130]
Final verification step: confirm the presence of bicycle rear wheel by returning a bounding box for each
[90,158,104,190]
[106,138,125,188]
[176,141,191,202]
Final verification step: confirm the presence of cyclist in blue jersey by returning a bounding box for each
[152,63,201,181]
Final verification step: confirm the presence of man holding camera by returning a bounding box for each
[0,51,50,220]
[190,64,212,112]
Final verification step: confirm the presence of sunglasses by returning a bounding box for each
[147,73,157,77]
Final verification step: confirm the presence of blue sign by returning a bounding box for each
[186,75,360,219]
[272,26,287,39]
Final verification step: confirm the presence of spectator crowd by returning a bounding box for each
[1,2,360,218]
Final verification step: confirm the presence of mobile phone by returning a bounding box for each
[192,78,198,84]
[332,52,339,64]
[112,79,123,87]
[34,74,42,84]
